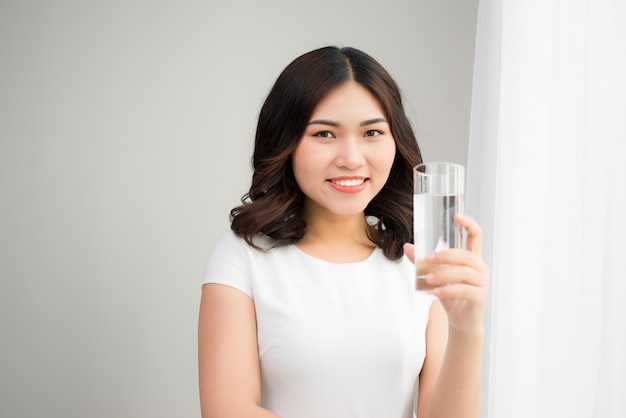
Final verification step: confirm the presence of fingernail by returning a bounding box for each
[425,273,436,282]
[426,253,437,262]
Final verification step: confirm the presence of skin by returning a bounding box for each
[198,81,490,418]
[291,82,396,263]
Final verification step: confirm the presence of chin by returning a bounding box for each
[327,204,370,217]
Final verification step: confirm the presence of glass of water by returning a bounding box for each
[413,162,465,292]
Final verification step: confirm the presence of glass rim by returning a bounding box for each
[414,162,465,174]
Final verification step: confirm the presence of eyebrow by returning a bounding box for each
[307,118,388,127]
[360,118,388,126]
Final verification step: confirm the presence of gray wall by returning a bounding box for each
[0,1,478,416]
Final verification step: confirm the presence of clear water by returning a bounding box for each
[414,193,464,291]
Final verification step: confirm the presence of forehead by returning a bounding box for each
[310,82,385,121]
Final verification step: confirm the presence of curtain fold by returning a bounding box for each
[467,1,626,417]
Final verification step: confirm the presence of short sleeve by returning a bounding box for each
[202,230,253,298]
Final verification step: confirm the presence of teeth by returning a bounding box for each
[333,178,365,187]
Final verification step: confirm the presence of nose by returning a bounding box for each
[335,138,365,169]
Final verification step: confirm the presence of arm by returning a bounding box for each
[198,283,280,418]
[417,301,483,418]
[406,214,489,418]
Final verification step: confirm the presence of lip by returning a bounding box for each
[326,176,369,194]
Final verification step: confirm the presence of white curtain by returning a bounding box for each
[466,1,626,417]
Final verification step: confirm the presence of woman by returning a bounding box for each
[198,46,489,418]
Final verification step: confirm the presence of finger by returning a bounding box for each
[432,284,488,332]
[432,282,488,304]
[425,264,488,288]
[427,248,489,273]
[403,243,415,264]
[455,213,483,255]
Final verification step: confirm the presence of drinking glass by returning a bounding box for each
[413,162,465,291]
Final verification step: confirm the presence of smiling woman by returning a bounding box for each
[0,1,480,416]
[198,46,489,418]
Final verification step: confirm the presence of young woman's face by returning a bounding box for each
[292,82,396,218]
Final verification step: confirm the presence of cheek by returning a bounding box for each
[378,141,397,171]
[291,145,308,178]
[372,143,397,188]
[292,142,321,183]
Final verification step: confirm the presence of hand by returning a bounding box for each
[404,214,490,335]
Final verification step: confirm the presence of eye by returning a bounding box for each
[364,129,383,137]
[313,131,336,138]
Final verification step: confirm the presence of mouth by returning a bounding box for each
[327,177,369,193]
[329,178,367,187]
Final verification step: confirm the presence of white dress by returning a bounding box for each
[203,230,435,418]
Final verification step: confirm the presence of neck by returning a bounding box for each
[296,210,375,263]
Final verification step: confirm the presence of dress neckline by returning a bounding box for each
[291,244,379,266]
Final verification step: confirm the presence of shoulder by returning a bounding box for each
[205,229,244,259]
[202,230,285,296]
[202,230,256,295]
[209,229,273,256]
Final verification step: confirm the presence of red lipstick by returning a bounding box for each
[327,176,369,194]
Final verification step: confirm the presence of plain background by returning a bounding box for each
[0,1,478,416]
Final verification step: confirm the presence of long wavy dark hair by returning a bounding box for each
[230,46,422,260]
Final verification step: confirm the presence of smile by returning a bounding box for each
[331,178,366,187]
[327,177,369,194]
